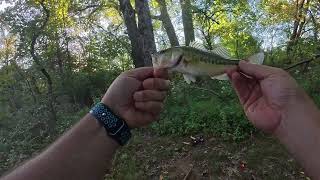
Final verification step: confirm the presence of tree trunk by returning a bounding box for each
[180,0,195,46]
[287,0,307,60]
[156,0,179,46]
[118,0,145,67]
[135,0,157,66]
[30,1,57,135]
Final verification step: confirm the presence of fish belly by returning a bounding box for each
[186,62,236,77]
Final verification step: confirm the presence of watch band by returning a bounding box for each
[89,102,132,145]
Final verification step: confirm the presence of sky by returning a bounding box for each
[0,2,11,12]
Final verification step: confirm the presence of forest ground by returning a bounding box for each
[107,130,309,180]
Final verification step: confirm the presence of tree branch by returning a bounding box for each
[285,54,320,70]
[192,7,220,25]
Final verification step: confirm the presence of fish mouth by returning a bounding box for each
[170,55,183,69]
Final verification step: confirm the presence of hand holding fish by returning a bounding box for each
[228,61,320,179]
[227,61,300,133]
[102,67,170,128]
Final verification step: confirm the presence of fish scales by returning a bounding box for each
[181,47,239,65]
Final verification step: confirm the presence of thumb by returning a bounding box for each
[239,61,278,80]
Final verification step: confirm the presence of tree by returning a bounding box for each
[118,0,156,67]
[180,0,195,45]
[155,0,179,46]
[136,0,157,66]
[29,1,57,134]
[287,0,311,60]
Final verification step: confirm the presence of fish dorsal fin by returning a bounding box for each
[211,46,232,59]
[189,41,207,51]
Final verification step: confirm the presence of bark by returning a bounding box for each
[156,0,179,46]
[135,0,156,66]
[296,0,310,38]
[30,0,57,134]
[118,0,145,67]
[180,0,195,45]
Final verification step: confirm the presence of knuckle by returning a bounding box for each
[141,91,148,100]
[153,79,159,89]
[152,79,162,89]
[144,78,155,89]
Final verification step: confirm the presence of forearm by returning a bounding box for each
[275,91,320,179]
[2,114,119,180]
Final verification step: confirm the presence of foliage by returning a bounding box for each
[152,76,256,141]
[0,0,320,176]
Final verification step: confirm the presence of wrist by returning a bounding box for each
[101,98,136,129]
[273,91,320,178]
[90,102,132,146]
[274,89,319,139]
[87,113,120,148]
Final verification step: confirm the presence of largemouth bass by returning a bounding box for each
[152,42,264,84]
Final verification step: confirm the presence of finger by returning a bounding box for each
[143,78,170,90]
[230,71,252,105]
[133,90,167,102]
[154,68,169,79]
[125,67,154,81]
[239,61,280,80]
[226,66,238,79]
[135,101,164,114]
[128,110,156,128]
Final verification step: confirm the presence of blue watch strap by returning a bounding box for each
[89,102,131,145]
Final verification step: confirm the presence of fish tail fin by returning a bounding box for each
[247,52,264,65]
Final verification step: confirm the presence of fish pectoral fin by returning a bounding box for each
[183,74,196,84]
[211,73,229,81]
